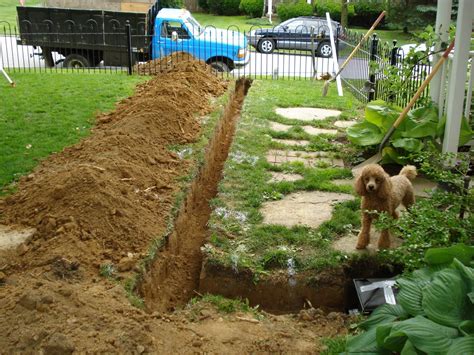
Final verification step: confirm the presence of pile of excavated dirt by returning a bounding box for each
[0,58,227,276]
[134,52,200,75]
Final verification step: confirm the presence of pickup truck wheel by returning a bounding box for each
[63,54,90,68]
[317,42,332,58]
[210,61,230,73]
[257,38,275,54]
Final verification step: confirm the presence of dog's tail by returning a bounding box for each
[399,165,417,180]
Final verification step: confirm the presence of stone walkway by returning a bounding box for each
[263,106,444,254]
[275,107,342,121]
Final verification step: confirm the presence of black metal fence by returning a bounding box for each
[337,31,431,106]
[1,19,430,106]
[1,20,341,79]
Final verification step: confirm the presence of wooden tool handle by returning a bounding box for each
[337,11,386,73]
[392,40,455,129]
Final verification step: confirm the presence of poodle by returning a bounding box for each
[354,164,417,249]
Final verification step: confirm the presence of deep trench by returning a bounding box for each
[138,78,400,314]
[138,78,251,312]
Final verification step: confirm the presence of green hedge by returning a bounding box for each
[198,0,209,11]
[352,0,386,28]
[207,0,242,15]
[314,0,386,28]
[240,0,264,18]
[276,0,313,22]
[314,0,355,23]
[161,0,184,8]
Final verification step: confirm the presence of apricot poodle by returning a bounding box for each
[354,164,417,249]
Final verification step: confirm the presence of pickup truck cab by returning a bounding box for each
[154,9,249,72]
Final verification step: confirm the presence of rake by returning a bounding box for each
[322,11,386,97]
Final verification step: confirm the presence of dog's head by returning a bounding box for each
[354,164,391,198]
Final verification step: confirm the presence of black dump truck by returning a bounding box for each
[16,1,161,67]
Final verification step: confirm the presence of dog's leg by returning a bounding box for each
[356,213,371,249]
[402,189,415,209]
[378,229,391,249]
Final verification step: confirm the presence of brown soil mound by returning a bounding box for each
[134,52,200,75]
[0,58,227,276]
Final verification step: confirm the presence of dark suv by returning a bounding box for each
[248,16,343,57]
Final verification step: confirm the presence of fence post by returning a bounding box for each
[125,21,133,75]
[368,33,378,101]
[388,39,398,102]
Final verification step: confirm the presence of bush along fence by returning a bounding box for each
[1,18,436,108]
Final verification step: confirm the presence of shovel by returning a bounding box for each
[322,11,386,97]
[352,40,455,174]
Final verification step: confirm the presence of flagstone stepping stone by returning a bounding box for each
[269,121,293,132]
[331,179,354,187]
[269,172,304,183]
[332,232,403,254]
[271,138,310,147]
[266,149,344,168]
[412,177,438,198]
[301,126,338,136]
[261,191,354,228]
[0,225,36,250]
[275,107,342,121]
[334,120,357,128]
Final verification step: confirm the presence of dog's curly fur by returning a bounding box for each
[354,164,417,249]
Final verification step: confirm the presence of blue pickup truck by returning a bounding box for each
[16,1,249,72]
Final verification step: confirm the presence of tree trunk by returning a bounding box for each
[340,0,348,28]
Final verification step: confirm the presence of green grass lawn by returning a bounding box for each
[205,79,364,274]
[0,0,41,26]
[350,28,418,46]
[0,72,146,192]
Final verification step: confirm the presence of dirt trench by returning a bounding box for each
[138,78,251,312]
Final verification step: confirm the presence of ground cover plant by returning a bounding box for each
[203,79,365,275]
[345,246,474,354]
[0,72,146,193]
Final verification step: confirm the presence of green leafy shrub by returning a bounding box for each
[277,0,313,22]
[351,0,386,28]
[239,0,263,18]
[207,0,242,15]
[347,100,473,165]
[161,0,184,8]
[346,249,474,354]
[313,0,355,23]
[198,0,210,12]
[387,1,437,31]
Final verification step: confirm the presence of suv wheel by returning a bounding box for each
[317,42,332,58]
[257,38,275,54]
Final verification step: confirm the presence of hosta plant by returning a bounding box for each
[345,245,474,354]
[347,100,473,164]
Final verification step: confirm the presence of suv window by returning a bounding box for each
[286,20,306,31]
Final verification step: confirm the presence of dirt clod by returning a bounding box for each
[42,333,75,355]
